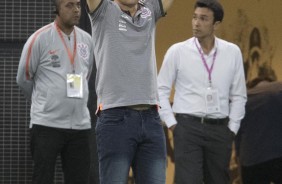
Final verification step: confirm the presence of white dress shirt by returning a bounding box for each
[158,37,247,134]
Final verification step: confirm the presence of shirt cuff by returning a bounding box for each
[228,119,241,135]
[163,115,177,128]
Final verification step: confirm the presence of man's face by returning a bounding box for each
[192,7,218,39]
[57,0,81,27]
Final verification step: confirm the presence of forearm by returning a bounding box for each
[16,55,34,101]
[16,75,33,101]
[159,96,177,128]
[162,0,174,12]
[228,97,247,134]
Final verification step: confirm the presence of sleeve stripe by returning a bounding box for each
[25,24,52,80]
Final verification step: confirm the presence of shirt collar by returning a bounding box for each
[194,36,218,56]
[118,3,142,16]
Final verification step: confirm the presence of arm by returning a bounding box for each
[16,35,40,101]
[228,47,247,134]
[86,0,102,13]
[16,64,34,101]
[17,38,39,101]
[158,45,179,130]
[162,0,174,13]
[86,41,95,80]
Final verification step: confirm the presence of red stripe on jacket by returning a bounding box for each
[25,24,52,80]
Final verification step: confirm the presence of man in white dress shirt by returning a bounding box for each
[157,0,247,183]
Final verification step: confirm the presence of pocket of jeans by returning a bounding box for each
[96,110,125,130]
[152,113,164,126]
[224,126,235,140]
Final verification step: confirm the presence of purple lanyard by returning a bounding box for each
[194,38,217,87]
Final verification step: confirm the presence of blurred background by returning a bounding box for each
[1,0,281,183]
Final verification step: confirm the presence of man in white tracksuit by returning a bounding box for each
[16,0,94,183]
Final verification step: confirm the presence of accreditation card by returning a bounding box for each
[205,87,220,113]
[66,73,83,98]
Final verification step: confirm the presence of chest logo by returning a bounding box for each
[140,7,151,19]
[49,49,59,55]
[78,43,89,60]
[49,49,61,67]
[50,54,60,67]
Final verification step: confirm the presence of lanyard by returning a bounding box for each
[194,38,217,87]
[55,22,77,73]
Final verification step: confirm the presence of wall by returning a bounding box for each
[156,0,282,80]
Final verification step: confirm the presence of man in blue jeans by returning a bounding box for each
[86,0,174,183]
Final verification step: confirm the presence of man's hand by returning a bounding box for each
[169,124,176,132]
[162,0,174,13]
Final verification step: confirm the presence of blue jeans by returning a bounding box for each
[96,107,166,184]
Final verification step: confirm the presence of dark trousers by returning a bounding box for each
[174,114,234,184]
[241,157,282,184]
[30,125,91,184]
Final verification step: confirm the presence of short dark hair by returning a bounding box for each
[194,0,224,22]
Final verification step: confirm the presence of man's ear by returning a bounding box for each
[213,21,221,31]
[52,0,60,15]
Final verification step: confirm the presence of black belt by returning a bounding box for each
[127,104,156,111]
[176,113,229,125]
